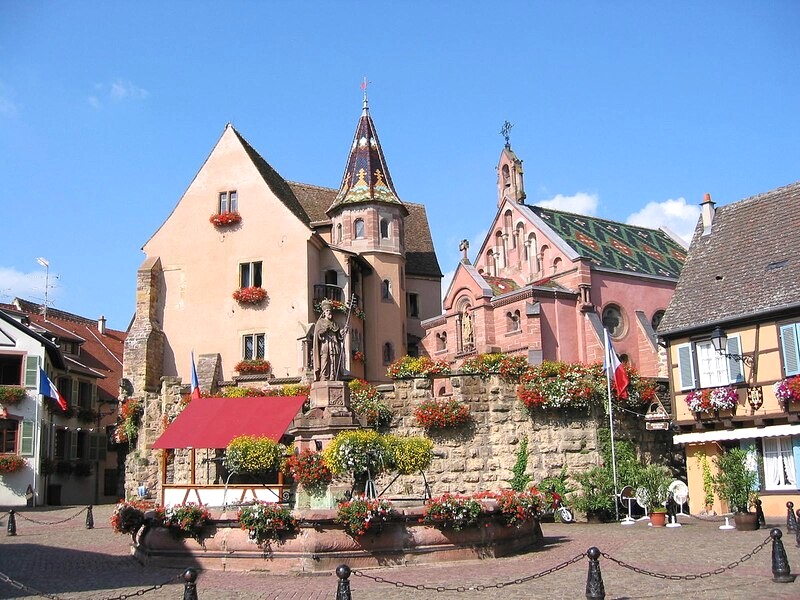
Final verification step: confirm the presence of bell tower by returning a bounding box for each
[496,121,526,208]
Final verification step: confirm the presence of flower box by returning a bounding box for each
[0,455,25,475]
[685,386,738,414]
[414,398,471,429]
[232,286,267,304]
[774,376,800,406]
[0,386,26,405]
[234,359,271,374]
[209,211,242,227]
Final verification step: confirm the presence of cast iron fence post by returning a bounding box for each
[771,528,796,583]
[755,498,766,527]
[585,547,605,600]
[86,505,94,529]
[336,564,352,600]
[786,501,797,532]
[7,510,16,536]
[182,568,199,600]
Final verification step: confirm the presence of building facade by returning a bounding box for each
[0,301,125,506]
[422,143,687,381]
[659,183,800,518]
[123,96,442,398]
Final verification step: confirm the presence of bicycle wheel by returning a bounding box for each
[558,506,574,523]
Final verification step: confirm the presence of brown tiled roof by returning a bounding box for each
[9,299,126,403]
[658,181,800,335]
[289,183,442,279]
[232,127,312,226]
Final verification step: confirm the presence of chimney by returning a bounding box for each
[700,193,716,236]
[98,315,106,335]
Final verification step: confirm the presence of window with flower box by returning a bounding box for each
[0,354,23,386]
[779,322,800,377]
[0,419,19,453]
[676,335,745,390]
[243,333,266,360]
[218,190,238,214]
[240,261,263,289]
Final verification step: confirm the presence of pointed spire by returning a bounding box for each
[328,86,405,214]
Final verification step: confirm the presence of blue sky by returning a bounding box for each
[2,2,798,330]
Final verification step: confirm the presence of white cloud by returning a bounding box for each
[535,192,599,216]
[0,82,19,117]
[0,267,54,303]
[88,79,148,108]
[626,198,700,243]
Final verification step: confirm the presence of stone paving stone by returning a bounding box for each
[0,506,799,599]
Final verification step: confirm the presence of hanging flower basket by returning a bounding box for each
[774,376,800,405]
[235,359,271,374]
[0,455,26,475]
[414,398,471,429]
[233,286,268,304]
[0,386,25,405]
[209,211,242,227]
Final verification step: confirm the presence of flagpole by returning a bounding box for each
[604,331,620,522]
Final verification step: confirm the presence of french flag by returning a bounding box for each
[190,352,202,400]
[603,329,629,400]
[38,367,68,411]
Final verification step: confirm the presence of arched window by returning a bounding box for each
[381,279,392,300]
[527,233,538,269]
[380,218,390,239]
[382,343,394,364]
[486,250,497,276]
[552,257,562,273]
[539,244,549,275]
[602,304,626,338]
[502,164,511,188]
[336,223,343,242]
[354,219,365,239]
[651,310,665,331]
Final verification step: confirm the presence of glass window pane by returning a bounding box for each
[240,263,251,288]
[256,335,265,359]
[253,262,262,288]
[229,191,238,212]
[219,192,228,213]
[244,336,254,360]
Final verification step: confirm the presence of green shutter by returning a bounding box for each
[20,421,34,456]
[677,344,695,390]
[726,336,744,383]
[25,356,39,387]
[780,323,800,376]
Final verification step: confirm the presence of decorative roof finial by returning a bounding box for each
[361,76,369,111]
[500,120,513,148]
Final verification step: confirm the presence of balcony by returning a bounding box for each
[313,284,344,304]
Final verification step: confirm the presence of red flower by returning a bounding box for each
[209,211,242,226]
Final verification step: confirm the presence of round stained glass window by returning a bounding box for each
[602,305,625,338]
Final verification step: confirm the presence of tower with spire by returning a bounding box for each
[496,120,526,208]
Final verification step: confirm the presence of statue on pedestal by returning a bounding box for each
[312,299,348,382]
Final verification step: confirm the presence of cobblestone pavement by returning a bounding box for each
[1,505,799,599]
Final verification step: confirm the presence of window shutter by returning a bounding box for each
[726,336,744,383]
[89,435,98,461]
[677,344,695,390]
[20,421,34,456]
[69,431,77,460]
[25,356,39,387]
[72,380,79,404]
[780,324,800,376]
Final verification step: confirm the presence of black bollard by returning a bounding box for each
[771,528,796,583]
[336,564,352,600]
[86,505,94,529]
[182,568,199,600]
[796,510,800,548]
[7,510,16,536]
[755,499,766,527]
[585,547,605,600]
[787,501,797,532]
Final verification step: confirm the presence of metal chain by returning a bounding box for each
[601,533,771,581]
[13,507,87,526]
[353,552,585,592]
[0,569,181,600]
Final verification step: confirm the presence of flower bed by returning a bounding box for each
[386,355,450,379]
[238,501,298,545]
[414,398,471,429]
[458,353,528,381]
[422,493,482,530]
[0,386,25,405]
[160,503,211,541]
[209,211,242,227]
[774,376,800,405]
[232,286,268,304]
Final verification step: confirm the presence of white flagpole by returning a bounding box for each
[604,330,620,522]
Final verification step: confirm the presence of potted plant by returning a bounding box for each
[572,466,616,522]
[335,496,393,537]
[638,464,672,526]
[422,493,482,531]
[224,435,284,483]
[713,448,759,530]
[238,501,299,545]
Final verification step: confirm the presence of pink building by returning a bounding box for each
[125,95,442,392]
[422,142,687,377]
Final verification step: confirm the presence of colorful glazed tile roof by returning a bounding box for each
[482,276,520,296]
[529,206,687,278]
[328,96,404,212]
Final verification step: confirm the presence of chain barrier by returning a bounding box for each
[14,507,88,526]
[600,533,772,581]
[352,552,585,592]
[0,568,181,600]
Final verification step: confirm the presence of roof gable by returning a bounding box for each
[658,180,800,335]
[528,205,687,278]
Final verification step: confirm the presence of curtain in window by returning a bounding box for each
[763,437,797,489]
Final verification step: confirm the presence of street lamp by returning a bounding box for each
[710,326,754,367]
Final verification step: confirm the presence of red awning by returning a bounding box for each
[151,396,306,449]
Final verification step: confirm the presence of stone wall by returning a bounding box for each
[376,375,681,497]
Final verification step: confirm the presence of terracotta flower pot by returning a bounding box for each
[649,510,667,527]
[733,512,759,531]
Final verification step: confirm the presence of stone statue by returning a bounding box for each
[462,309,474,347]
[313,299,347,381]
